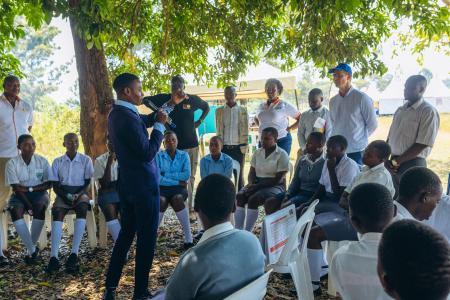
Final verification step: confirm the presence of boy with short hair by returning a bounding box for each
[339,140,395,209]
[378,220,450,300]
[330,183,394,300]
[46,133,94,274]
[5,134,51,264]
[297,88,332,154]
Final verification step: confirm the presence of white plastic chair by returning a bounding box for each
[224,269,273,300]
[269,199,319,300]
[326,240,351,297]
[232,159,240,192]
[288,161,294,183]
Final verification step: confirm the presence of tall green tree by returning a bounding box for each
[2,0,449,157]
[12,23,71,110]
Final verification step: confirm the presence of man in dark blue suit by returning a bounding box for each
[103,73,168,300]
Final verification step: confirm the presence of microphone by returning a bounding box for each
[142,97,176,129]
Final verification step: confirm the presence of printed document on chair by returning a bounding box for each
[263,204,296,264]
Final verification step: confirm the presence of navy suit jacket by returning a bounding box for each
[108,104,163,197]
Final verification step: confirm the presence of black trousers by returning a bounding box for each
[392,157,427,198]
[222,145,245,190]
[105,189,159,298]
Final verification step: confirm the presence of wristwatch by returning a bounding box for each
[28,187,34,192]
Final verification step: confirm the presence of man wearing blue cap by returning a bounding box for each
[328,63,378,164]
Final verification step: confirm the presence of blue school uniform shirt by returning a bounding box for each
[156,150,191,186]
[200,153,233,179]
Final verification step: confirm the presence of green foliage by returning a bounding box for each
[32,96,82,161]
[11,22,71,109]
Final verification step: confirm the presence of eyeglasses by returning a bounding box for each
[332,73,346,79]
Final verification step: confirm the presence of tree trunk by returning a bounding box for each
[69,16,112,159]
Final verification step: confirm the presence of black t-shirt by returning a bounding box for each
[145,93,209,149]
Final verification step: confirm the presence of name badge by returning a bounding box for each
[183,104,191,109]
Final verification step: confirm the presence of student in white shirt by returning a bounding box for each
[339,140,395,209]
[298,135,360,295]
[330,183,395,300]
[393,166,442,222]
[255,78,300,155]
[46,133,94,274]
[378,220,450,300]
[93,138,120,245]
[235,127,290,232]
[297,88,332,154]
[5,134,51,264]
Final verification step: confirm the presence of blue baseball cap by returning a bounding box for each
[328,63,352,76]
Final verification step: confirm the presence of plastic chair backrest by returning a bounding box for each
[223,269,273,300]
[277,199,319,266]
[232,159,240,189]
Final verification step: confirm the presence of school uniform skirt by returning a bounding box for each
[9,191,49,210]
[98,190,120,207]
[53,185,90,209]
[313,193,358,241]
[160,185,188,200]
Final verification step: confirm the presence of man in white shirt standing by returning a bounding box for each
[215,86,249,190]
[330,183,395,300]
[386,75,440,194]
[328,64,378,165]
[0,75,33,265]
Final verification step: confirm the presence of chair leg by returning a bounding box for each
[86,210,97,249]
[98,210,108,249]
[289,255,314,300]
[0,212,7,251]
[66,215,75,236]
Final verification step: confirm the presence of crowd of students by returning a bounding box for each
[0,61,449,300]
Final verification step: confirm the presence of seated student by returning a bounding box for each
[268,132,326,210]
[330,183,395,300]
[378,220,450,300]
[425,194,450,242]
[93,137,120,245]
[339,140,395,209]
[161,174,265,300]
[5,134,51,264]
[394,166,442,221]
[46,133,94,274]
[156,131,193,249]
[234,127,289,231]
[200,136,233,179]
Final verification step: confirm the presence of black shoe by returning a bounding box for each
[103,287,116,300]
[32,246,40,259]
[25,247,40,265]
[46,257,60,274]
[65,253,80,274]
[0,256,9,267]
[133,289,153,300]
[183,242,194,250]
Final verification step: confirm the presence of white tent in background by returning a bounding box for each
[379,77,405,115]
[424,78,450,113]
[361,83,381,102]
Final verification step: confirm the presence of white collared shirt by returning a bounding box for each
[49,152,94,186]
[198,222,234,245]
[297,106,332,150]
[393,201,415,221]
[5,154,50,186]
[387,99,439,158]
[330,232,391,300]
[222,104,240,145]
[0,95,34,158]
[425,195,450,243]
[345,163,395,197]
[93,152,118,181]
[319,155,360,193]
[250,146,290,178]
[256,100,300,139]
[330,87,378,153]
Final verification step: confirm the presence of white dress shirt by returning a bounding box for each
[0,95,34,158]
[49,153,94,186]
[5,154,50,186]
[319,155,360,193]
[330,87,378,153]
[222,104,240,145]
[393,201,415,221]
[345,163,395,197]
[250,146,290,178]
[387,99,439,158]
[425,195,450,243]
[93,152,118,181]
[297,106,332,150]
[256,100,300,139]
[330,232,391,300]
